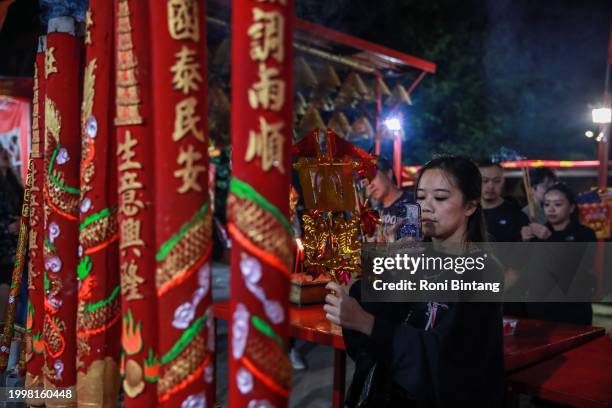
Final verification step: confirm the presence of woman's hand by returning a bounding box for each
[520,225,534,241]
[529,223,551,240]
[324,281,374,335]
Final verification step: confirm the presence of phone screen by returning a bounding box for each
[396,203,422,242]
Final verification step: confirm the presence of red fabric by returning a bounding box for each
[43,30,83,389]
[25,51,46,384]
[114,1,158,406]
[149,0,214,406]
[76,0,121,402]
[229,1,294,406]
[292,128,372,161]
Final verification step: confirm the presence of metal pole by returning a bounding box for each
[597,22,611,190]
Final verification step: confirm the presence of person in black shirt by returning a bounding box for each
[479,162,529,242]
[325,156,503,408]
[521,183,595,325]
[479,162,530,316]
[365,156,414,243]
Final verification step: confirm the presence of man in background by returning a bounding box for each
[479,161,530,242]
[479,161,530,317]
[365,156,414,242]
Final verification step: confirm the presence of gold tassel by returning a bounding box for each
[385,83,412,106]
[334,72,361,106]
[212,38,231,73]
[295,57,318,88]
[317,64,341,91]
[295,92,307,116]
[209,84,230,113]
[298,105,326,139]
[327,111,352,139]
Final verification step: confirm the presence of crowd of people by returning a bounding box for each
[324,155,598,407]
[0,146,600,406]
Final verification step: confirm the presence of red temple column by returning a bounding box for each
[76,2,121,405]
[114,0,159,406]
[229,1,295,406]
[42,16,83,401]
[25,36,47,392]
[149,1,214,406]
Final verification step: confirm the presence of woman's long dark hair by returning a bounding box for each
[544,182,579,224]
[415,155,486,243]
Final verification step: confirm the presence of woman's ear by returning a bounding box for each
[570,203,576,214]
[464,200,478,217]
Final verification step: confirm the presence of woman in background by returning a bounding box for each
[521,182,595,325]
[0,147,23,322]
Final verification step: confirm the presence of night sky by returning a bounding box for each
[1,0,611,161]
[297,0,612,161]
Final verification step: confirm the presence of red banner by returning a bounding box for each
[42,18,83,395]
[114,1,159,406]
[76,1,121,405]
[149,0,214,406]
[25,45,46,391]
[229,0,295,406]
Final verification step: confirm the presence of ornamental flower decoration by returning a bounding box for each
[143,348,159,383]
[122,309,143,356]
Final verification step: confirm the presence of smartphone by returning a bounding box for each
[396,203,422,242]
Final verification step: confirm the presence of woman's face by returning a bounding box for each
[543,190,574,226]
[416,168,476,243]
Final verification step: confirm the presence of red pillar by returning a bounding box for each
[42,16,83,399]
[229,1,295,406]
[76,1,122,405]
[114,0,159,405]
[148,0,214,406]
[25,37,47,392]
[393,135,402,187]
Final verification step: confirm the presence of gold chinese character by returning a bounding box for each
[30,192,41,211]
[85,9,93,45]
[121,260,144,301]
[174,144,206,193]
[120,218,145,252]
[45,47,58,79]
[170,45,203,94]
[247,8,285,62]
[173,97,204,142]
[118,171,143,194]
[167,0,200,41]
[29,230,39,250]
[248,63,286,111]
[120,189,145,217]
[117,131,142,172]
[245,116,285,173]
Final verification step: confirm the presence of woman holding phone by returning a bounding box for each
[325,156,503,407]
